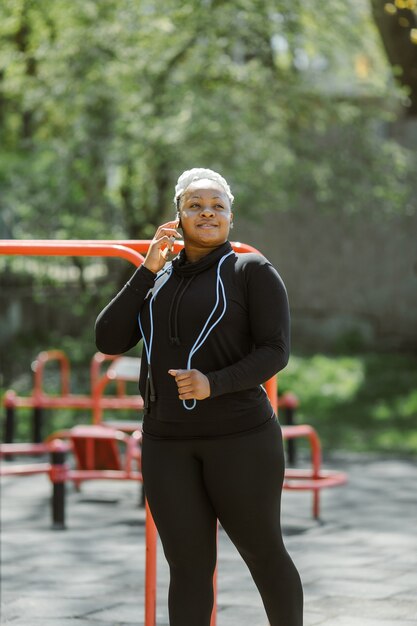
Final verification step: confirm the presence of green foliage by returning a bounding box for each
[1,0,415,243]
[279,353,417,455]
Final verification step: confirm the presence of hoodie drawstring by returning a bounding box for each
[168,275,196,346]
[138,250,234,412]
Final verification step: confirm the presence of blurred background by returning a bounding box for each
[1,0,416,455]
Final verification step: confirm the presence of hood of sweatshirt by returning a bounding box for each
[168,241,233,345]
[172,240,233,277]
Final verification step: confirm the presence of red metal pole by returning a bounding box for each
[264,376,278,415]
[145,500,157,626]
[0,239,259,257]
[308,428,322,519]
[32,350,71,399]
[0,241,144,267]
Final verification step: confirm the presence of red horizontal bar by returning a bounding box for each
[0,239,260,257]
[281,425,316,439]
[66,470,142,481]
[0,463,51,476]
[0,242,144,267]
[3,394,143,410]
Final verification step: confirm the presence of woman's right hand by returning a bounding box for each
[143,219,182,274]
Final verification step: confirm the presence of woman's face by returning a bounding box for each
[178,179,233,248]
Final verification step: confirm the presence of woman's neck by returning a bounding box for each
[183,241,224,263]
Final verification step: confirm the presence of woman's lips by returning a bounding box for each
[197,223,217,228]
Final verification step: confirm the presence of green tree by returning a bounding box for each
[1,0,415,246]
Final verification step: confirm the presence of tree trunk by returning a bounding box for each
[14,1,38,140]
[371,0,417,117]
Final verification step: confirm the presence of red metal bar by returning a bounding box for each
[0,442,51,456]
[264,376,278,415]
[32,350,71,400]
[145,500,158,626]
[90,353,118,393]
[0,238,260,256]
[0,241,144,267]
[283,468,348,489]
[62,469,142,481]
[3,393,143,410]
[0,463,51,477]
[91,366,115,424]
[3,352,144,440]
[282,425,321,477]
[281,424,348,518]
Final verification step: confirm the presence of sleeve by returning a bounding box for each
[205,258,290,397]
[94,265,156,355]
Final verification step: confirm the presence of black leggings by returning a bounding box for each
[141,416,303,626]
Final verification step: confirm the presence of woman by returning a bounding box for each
[95,168,303,626]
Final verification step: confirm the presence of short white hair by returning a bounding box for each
[174,168,234,207]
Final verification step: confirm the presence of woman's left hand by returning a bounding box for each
[168,369,211,401]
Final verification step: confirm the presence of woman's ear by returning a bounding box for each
[176,211,183,229]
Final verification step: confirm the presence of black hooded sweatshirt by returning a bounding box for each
[95,241,290,439]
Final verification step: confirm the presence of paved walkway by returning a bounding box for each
[1,453,416,625]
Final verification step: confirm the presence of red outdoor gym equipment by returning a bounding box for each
[0,239,347,626]
[2,350,144,445]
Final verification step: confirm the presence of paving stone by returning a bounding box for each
[317,617,417,626]
[2,455,416,625]
[2,621,136,626]
[307,595,417,620]
[216,605,267,626]
[79,601,146,624]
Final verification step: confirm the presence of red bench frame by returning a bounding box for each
[2,350,144,442]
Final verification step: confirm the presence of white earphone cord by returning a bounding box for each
[138,251,234,411]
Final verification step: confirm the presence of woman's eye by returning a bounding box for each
[188,202,224,210]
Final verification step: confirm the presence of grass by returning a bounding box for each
[2,352,417,456]
[278,353,417,456]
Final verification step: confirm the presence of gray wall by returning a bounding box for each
[234,210,417,353]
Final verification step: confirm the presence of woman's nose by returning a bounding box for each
[200,205,215,216]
